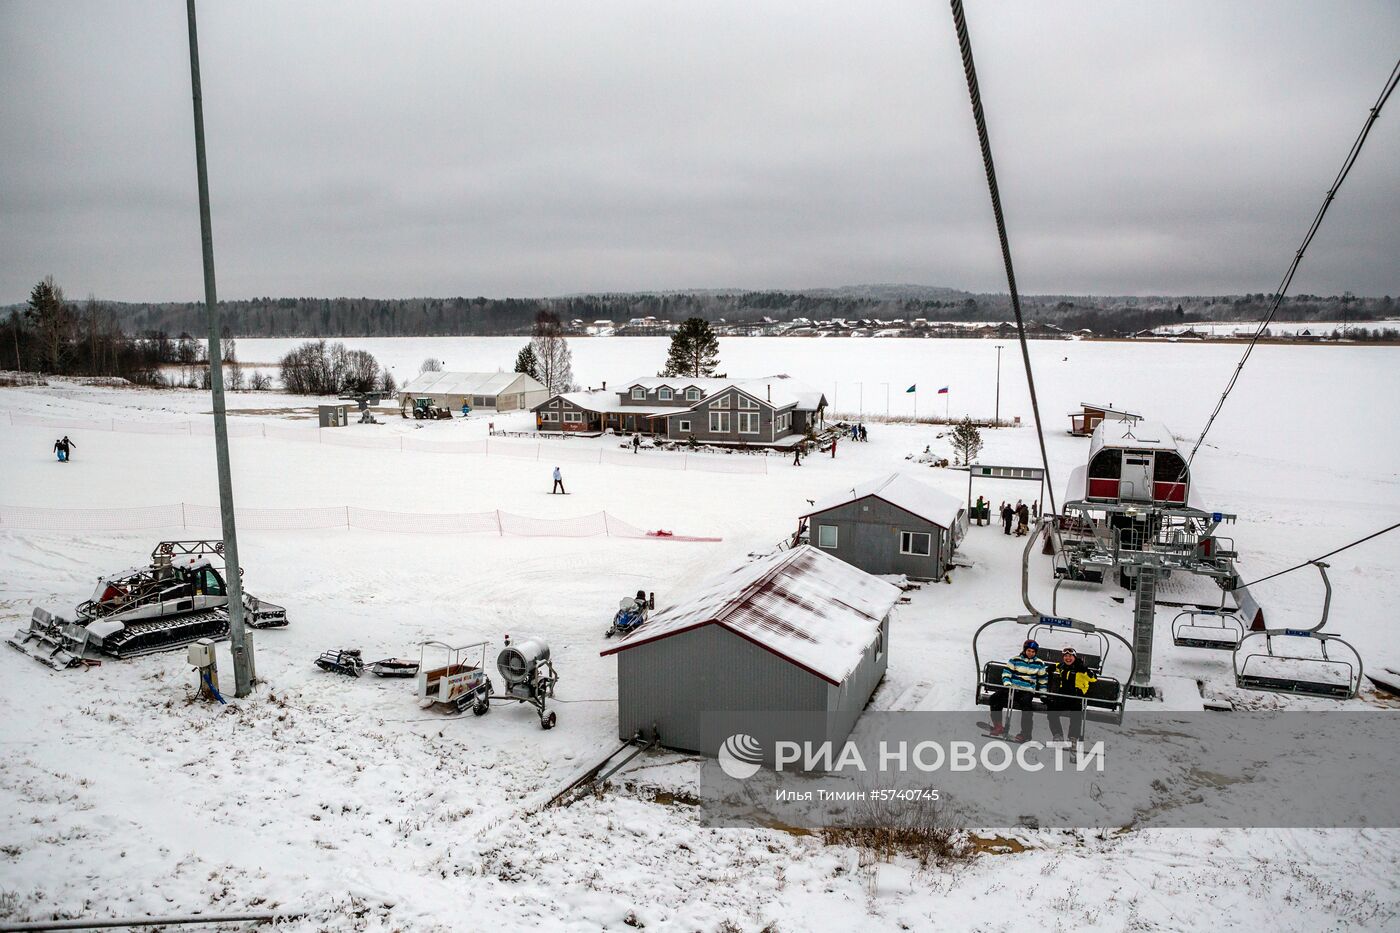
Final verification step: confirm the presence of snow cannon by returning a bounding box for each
[494,635,559,729]
[498,637,550,685]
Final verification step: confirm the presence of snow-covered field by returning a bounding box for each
[2,337,1398,930]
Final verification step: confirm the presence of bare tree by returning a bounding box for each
[530,311,574,394]
[420,357,443,373]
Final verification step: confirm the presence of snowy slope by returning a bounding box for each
[1,337,1398,930]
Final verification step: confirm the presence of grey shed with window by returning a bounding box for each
[601,545,900,756]
[801,473,966,581]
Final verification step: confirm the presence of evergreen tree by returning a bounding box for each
[515,343,539,380]
[950,417,984,466]
[662,317,720,377]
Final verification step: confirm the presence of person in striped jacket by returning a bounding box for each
[987,639,1047,740]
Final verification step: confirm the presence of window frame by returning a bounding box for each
[563,411,582,424]
[817,524,838,549]
[685,388,701,401]
[709,411,732,433]
[657,387,673,401]
[631,386,646,400]
[677,419,691,433]
[899,530,932,556]
[738,411,760,434]
[540,411,559,423]
[711,394,731,409]
[737,395,759,410]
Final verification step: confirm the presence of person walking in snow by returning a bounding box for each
[551,466,565,494]
[793,445,802,466]
[831,436,837,459]
[1001,502,1014,535]
[53,438,66,462]
[1015,501,1030,536]
[987,639,1047,741]
[1031,500,1040,522]
[632,433,641,453]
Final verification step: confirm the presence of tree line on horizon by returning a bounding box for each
[4,289,1394,342]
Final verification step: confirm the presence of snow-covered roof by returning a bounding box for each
[619,376,733,394]
[1089,418,1180,455]
[400,371,543,396]
[730,376,826,411]
[542,390,675,417]
[1074,402,1142,418]
[803,473,964,528]
[601,546,900,684]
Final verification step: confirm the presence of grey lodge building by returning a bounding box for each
[532,375,827,448]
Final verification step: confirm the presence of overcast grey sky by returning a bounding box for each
[1,1,1396,302]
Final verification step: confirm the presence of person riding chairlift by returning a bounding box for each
[1045,646,1096,744]
[988,639,1047,741]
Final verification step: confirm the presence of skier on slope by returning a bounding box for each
[551,466,565,494]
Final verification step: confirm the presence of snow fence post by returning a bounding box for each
[603,512,610,536]
[536,444,541,460]
[399,436,404,451]
[181,502,188,529]
[345,506,351,529]
[495,510,503,536]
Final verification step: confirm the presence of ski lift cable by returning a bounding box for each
[947,0,1061,528]
[1235,520,1400,590]
[1180,58,1400,479]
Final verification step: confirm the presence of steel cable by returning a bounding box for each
[1181,58,1399,478]
[1234,520,1400,590]
[948,0,1061,550]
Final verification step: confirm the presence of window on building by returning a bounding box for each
[631,386,646,400]
[677,419,691,432]
[484,396,497,407]
[875,626,884,661]
[541,411,559,422]
[658,387,673,401]
[685,388,701,401]
[737,395,758,410]
[817,524,838,548]
[712,394,731,409]
[564,411,582,424]
[709,411,731,433]
[775,413,789,433]
[900,531,932,556]
[549,399,560,408]
[738,412,760,434]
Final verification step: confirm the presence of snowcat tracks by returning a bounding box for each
[100,609,232,659]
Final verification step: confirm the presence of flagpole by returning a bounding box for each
[945,390,949,421]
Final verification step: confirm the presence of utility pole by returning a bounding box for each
[993,344,1004,427]
[186,0,254,697]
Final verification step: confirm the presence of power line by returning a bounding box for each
[1181,58,1400,478]
[947,0,1060,528]
[1235,520,1400,590]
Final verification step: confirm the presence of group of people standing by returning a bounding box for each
[999,499,1037,536]
[52,435,76,462]
[986,639,1097,743]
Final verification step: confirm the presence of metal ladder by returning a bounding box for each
[1128,561,1160,699]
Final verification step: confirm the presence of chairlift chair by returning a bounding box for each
[1231,561,1362,700]
[973,614,1136,726]
[1171,608,1246,651]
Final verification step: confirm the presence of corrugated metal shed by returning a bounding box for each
[601,545,899,684]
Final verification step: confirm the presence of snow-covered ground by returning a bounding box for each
[2,338,1398,930]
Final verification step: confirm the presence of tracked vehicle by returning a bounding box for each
[8,541,287,667]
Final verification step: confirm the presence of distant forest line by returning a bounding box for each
[3,289,1395,340]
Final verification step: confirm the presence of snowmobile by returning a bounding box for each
[315,648,365,677]
[8,541,289,667]
[605,591,653,638]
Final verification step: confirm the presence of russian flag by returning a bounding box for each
[937,386,949,395]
